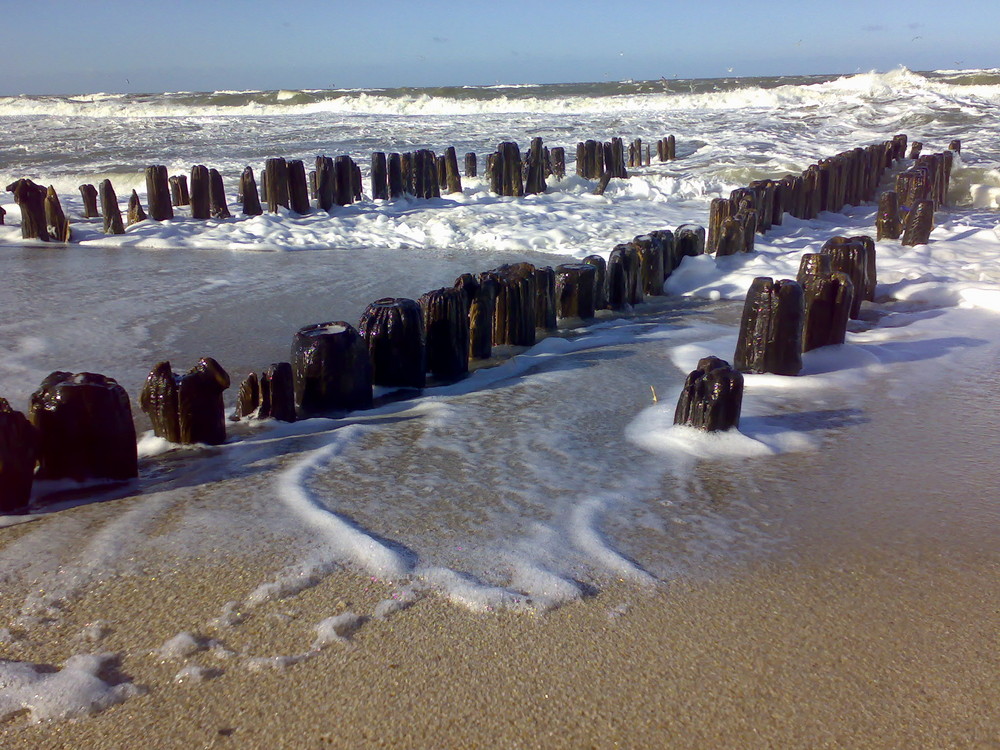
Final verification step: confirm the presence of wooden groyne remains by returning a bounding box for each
[0,133,959,510]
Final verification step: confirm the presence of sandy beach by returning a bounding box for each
[2,305,998,749]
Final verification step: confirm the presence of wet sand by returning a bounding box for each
[2,306,999,748]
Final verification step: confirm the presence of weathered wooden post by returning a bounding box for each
[209,168,232,218]
[145,165,173,221]
[0,205,4,225]
[908,141,923,160]
[493,263,537,346]
[79,183,99,217]
[707,197,733,255]
[848,235,877,301]
[436,155,447,190]
[127,190,147,226]
[30,371,138,481]
[470,272,499,360]
[235,372,260,420]
[45,186,71,241]
[315,156,335,210]
[0,398,38,513]
[371,152,389,200]
[633,235,664,296]
[819,237,868,319]
[169,175,190,207]
[606,246,630,311]
[140,358,231,445]
[443,146,463,194]
[800,270,855,352]
[735,208,757,253]
[949,139,961,153]
[420,288,470,379]
[287,160,310,214]
[715,216,745,257]
[265,157,290,212]
[240,166,263,216]
[555,263,597,319]
[99,179,125,235]
[582,255,607,310]
[334,155,355,206]
[189,165,211,219]
[464,152,477,178]
[7,179,49,241]
[358,298,426,388]
[534,266,557,330]
[401,152,414,195]
[672,225,704,271]
[259,362,296,422]
[901,199,935,247]
[524,137,546,195]
[352,161,363,202]
[499,142,524,197]
[388,153,404,198]
[291,322,373,414]
[733,277,804,376]
[673,356,743,432]
[666,135,676,160]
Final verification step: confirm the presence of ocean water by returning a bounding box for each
[2,67,1000,721]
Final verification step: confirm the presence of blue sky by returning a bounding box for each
[1,0,994,95]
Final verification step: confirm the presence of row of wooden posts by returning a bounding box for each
[0,216,707,512]
[1,133,680,242]
[675,137,961,433]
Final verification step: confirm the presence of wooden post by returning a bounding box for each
[436,154,447,191]
[265,157,289,212]
[359,298,426,388]
[260,362,296,422]
[901,199,935,247]
[127,189,148,226]
[240,166,263,216]
[45,186,71,241]
[189,165,211,220]
[674,357,743,431]
[168,175,189,207]
[291,322,373,414]
[334,155,354,205]
[534,266,557,330]
[420,288,470,379]
[582,255,607,310]
[734,278,804,376]
[401,152,413,195]
[287,159,310,214]
[707,197,733,255]
[209,168,232,218]
[444,147,462,194]
[550,147,565,179]
[524,137,546,195]
[388,153,404,198]
[555,263,597,319]
[140,358,230,445]
[6,179,49,241]
[235,372,260,419]
[370,152,389,200]
[98,179,125,235]
[79,184,99,217]
[666,135,676,160]
[820,237,868,318]
[352,160,363,202]
[470,273,499,360]
[800,269,855,352]
[144,165,173,221]
[0,398,37,513]
[316,155,335,209]
[632,235,664,296]
[464,152,477,178]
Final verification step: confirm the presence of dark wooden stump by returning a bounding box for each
[169,174,190,207]
[291,322,373,414]
[401,153,413,195]
[145,165,173,221]
[98,179,124,235]
[235,372,260,419]
[189,165,211,220]
[207,169,231,218]
[265,157,290,212]
[582,255,607,310]
[555,263,597,319]
[673,225,704,270]
[551,147,565,179]
[240,166,263,216]
[7,178,49,241]
[735,209,757,253]
[359,298,426,388]
[796,253,832,287]
[334,155,355,206]
[419,288,470,379]
[352,162,363,202]
[820,237,867,319]
[260,362,296,422]
[140,358,231,445]
[649,229,677,280]
[534,266,557,330]
[848,235,877,301]
[498,142,524,197]
[748,180,775,233]
[315,156,335,210]
[464,152,477,178]
[876,191,902,240]
[673,356,744,432]
[443,147,462,194]
[79,183,99,218]
[715,216,744,257]
[908,142,923,160]
[666,135,676,160]
[388,153,404,198]
[371,152,389,200]
[286,160,309,214]
[470,273,499,360]
[493,263,537,346]
[707,197,733,255]
[949,140,961,153]
[901,199,935,247]
[127,189,147,226]
[30,371,138,481]
[436,155,447,191]
[0,398,38,513]
[0,205,4,225]
[140,361,180,442]
[633,235,664,296]
[454,273,480,309]
[45,186,71,241]
[524,137,546,195]
[801,271,855,352]
[606,245,630,310]
[733,277,804,376]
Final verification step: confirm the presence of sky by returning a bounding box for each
[0,0,996,95]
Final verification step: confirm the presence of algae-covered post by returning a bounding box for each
[30,371,138,482]
[99,179,125,235]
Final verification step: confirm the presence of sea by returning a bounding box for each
[1,66,999,720]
